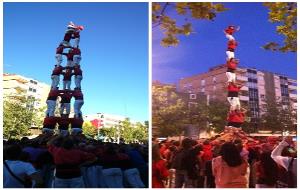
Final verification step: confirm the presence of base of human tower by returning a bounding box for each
[212,126,255,143]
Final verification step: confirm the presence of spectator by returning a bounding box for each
[254,151,278,188]
[212,142,249,188]
[47,135,97,188]
[271,137,297,188]
[152,144,169,188]
[4,144,43,188]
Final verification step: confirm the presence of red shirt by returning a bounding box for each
[57,117,71,127]
[48,145,95,165]
[65,52,74,61]
[225,26,236,35]
[71,118,83,128]
[152,159,169,188]
[227,59,237,70]
[73,90,83,100]
[47,90,59,100]
[52,66,63,75]
[71,48,81,55]
[56,45,64,54]
[227,40,238,50]
[227,83,241,92]
[73,67,82,76]
[60,92,72,103]
[63,32,73,42]
[43,116,57,126]
[228,111,245,123]
[63,70,73,81]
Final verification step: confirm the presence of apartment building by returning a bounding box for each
[84,113,131,128]
[179,64,297,124]
[3,73,51,109]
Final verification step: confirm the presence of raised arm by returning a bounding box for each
[271,139,291,171]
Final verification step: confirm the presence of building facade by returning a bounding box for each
[178,65,297,125]
[84,113,129,128]
[3,73,51,109]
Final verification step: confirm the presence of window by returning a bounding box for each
[213,86,216,91]
[201,88,205,93]
[247,82,257,88]
[188,102,198,109]
[29,87,33,91]
[32,89,36,93]
[190,94,196,99]
[201,80,205,86]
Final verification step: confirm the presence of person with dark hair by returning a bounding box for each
[184,144,203,188]
[212,142,249,188]
[45,89,60,117]
[271,137,297,188]
[172,138,193,188]
[152,144,169,188]
[254,152,278,188]
[47,135,97,188]
[4,144,43,188]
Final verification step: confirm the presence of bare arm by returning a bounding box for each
[271,140,290,171]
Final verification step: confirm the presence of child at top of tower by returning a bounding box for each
[61,21,84,47]
[224,25,240,41]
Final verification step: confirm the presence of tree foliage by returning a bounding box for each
[263,2,297,52]
[153,2,227,47]
[260,98,296,132]
[82,121,98,138]
[152,84,186,137]
[3,93,42,139]
[152,83,232,137]
[98,118,148,143]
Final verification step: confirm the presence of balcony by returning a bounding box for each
[288,85,297,90]
[290,93,297,99]
[239,95,249,101]
[236,75,248,82]
[240,86,249,91]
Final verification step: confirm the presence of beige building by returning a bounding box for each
[179,64,297,124]
[3,73,50,109]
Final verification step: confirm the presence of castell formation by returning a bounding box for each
[42,22,84,136]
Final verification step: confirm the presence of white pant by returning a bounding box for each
[226,72,236,83]
[42,128,54,134]
[55,54,63,66]
[60,103,71,115]
[73,55,81,65]
[74,100,84,117]
[63,80,71,90]
[75,75,82,89]
[51,75,60,89]
[66,60,74,67]
[227,97,240,110]
[225,34,235,41]
[59,130,69,136]
[226,51,235,60]
[74,38,80,48]
[61,40,71,47]
[46,100,56,117]
[71,128,82,135]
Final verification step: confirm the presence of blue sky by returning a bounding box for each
[4,2,149,122]
[153,2,297,84]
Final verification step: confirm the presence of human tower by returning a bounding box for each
[224,25,247,131]
[42,22,85,135]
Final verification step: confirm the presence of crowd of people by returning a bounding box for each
[152,135,297,188]
[4,133,148,188]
